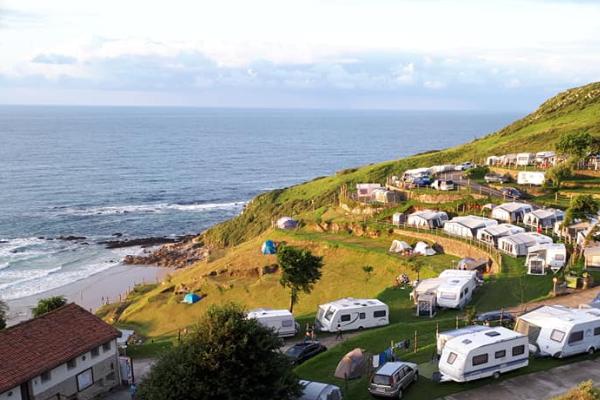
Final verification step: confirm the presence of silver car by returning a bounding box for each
[368,361,418,398]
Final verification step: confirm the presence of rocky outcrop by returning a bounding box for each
[123,237,208,268]
[101,235,193,249]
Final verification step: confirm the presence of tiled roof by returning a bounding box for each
[0,303,120,393]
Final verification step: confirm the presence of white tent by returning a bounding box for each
[414,241,436,256]
[276,216,298,229]
[389,240,412,253]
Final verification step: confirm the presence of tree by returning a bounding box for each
[407,257,424,281]
[555,132,594,160]
[362,265,374,281]
[32,296,67,318]
[277,246,323,313]
[545,162,573,189]
[0,300,8,330]
[564,194,600,226]
[551,380,600,400]
[138,303,301,400]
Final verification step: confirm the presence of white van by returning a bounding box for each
[246,308,299,338]
[436,326,491,355]
[515,305,600,358]
[438,327,529,382]
[315,298,389,332]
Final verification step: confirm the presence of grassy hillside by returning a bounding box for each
[205,82,600,247]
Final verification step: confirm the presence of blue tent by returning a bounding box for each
[261,240,277,255]
[183,293,202,304]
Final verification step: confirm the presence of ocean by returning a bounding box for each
[0,106,520,301]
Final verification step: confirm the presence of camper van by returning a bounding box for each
[436,326,491,355]
[436,271,477,310]
[438,327,529,382]
[246,309,299,338]
[515,306,600,358]
[315,298,389,332]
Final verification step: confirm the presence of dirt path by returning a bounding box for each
[508,285,600,315]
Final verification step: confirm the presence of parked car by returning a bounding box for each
[431,179,455,191]
[411,176,432,187]
[455,162,475,171]
[500,187,523,199]
[368,361,418,398]
[300,380,343,400]
[484,173,507,184]
[285,341,327,365]
[476,310,515,326]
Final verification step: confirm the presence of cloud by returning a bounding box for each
[31,53,77,65]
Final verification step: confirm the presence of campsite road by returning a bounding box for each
[439,358,600,400]
[443,172,507,199]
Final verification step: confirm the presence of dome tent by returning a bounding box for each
[414,241,436,256]
[261,240,277,255]
[183,293,201,304]
[389,240,411,253]
[276,216,298,230]
[334,348,367,380]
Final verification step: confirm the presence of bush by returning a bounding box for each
[465,166,489,180]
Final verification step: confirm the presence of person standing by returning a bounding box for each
[129,383,137,400]
[335,323,343,340]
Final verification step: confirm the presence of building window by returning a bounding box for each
[495,350,506,359]
[512,345,525,356]
[472,354,488,366]
[76,368,94,392]
[102,342,111,352]
[91,347,100,358]
[67,358,77,370]
[41,371,51,383]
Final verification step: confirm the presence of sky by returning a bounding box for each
[0,0,599,110]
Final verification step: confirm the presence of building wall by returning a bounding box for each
[0,387,23,400]
[30,339,120,400]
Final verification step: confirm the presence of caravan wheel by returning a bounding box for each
[492,372,500,380]
[397,389,403,399]
[588,347,595,355]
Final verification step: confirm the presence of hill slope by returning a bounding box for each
[204,82,600,247]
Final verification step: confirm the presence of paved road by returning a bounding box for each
[439,359,600,400]
[443,171,508,199]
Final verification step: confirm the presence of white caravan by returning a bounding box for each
[436,270,478,309]
[438,327,529,382]
[315,298,389,332]
[515,306,600,358]
[436,326,491,355]
[517,171,545,186]
[247,309,299,338]
[525,243,567,275]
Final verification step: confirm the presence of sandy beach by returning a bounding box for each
[5,264,172,325]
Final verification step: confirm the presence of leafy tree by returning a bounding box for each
[0,300,8,330]
[407,257,424,281]
[555,132,594,160]
[464,165,489,180]
[362,265,374,281]
[32,296,67,318]
[277,246,323,313]
[138,303,301,400]
[545,162,573,189]
[564,194,600,226]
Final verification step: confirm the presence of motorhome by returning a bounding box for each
[525,243,567,275]
[246,309,299,338]
[436,270,478,309]
[437,326,491,355]
[315,298,389,332]
[515,306,600,358]
[438,327,529,382]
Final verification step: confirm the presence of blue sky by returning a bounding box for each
[0,0,599,110]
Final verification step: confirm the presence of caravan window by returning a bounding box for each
[550,329,565,343]
[359,312,366,320]
[281,320,293,328]
[472,354,488,366]
[495,350,506,359]
[340,314,351,322]
[594,327,600,336]
[568,331,584,344]
[440,292,457,300]
[447,352,458,365]
[512,345,525,356]
[324,308,335,321]
[374,310,387,318]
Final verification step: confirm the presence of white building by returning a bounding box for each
[497,232,553,257]
[407,210,448,229]
[477,223,526,247]
[523,209,564,229]
[0,304,122,400]
[443,216,498,239]
[491,202,533,223]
